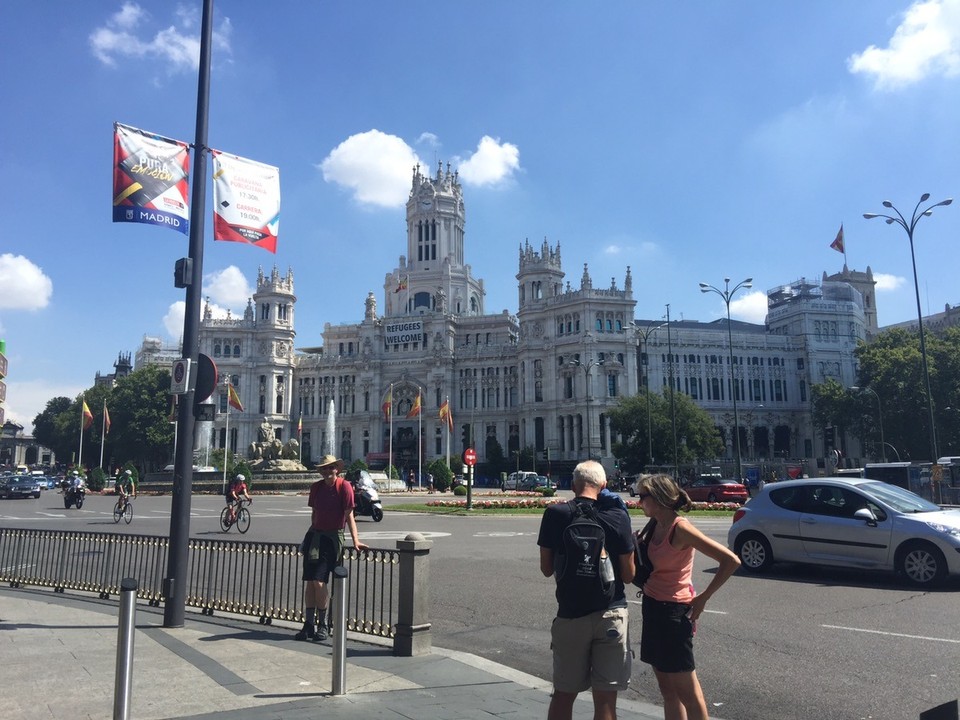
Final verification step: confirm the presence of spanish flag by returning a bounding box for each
[382,386,393,422]
[438,399,453,432]
[406,392,422,419]
[297,414,303,435]
[103,402,111,435]
[82,401,94,430]
[227,384,244,412]
[394,275,408,293]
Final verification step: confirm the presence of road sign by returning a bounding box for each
[463,448,477,467]
[170,358,191,395]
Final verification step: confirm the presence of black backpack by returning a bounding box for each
[554,500,616,613]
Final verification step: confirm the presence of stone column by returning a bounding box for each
[394,533,433,656]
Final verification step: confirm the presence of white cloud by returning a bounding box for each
[320,130,421,207]
[454,136,521,187]
[873,272,907,291]
[320,131,521,207]
[848,0,960,89]
[163,301,186,339]
[4,379,85,434]
[204,266,252,307]
[0,254,53,310]
[730,290,769,324]
[90,2,232,72]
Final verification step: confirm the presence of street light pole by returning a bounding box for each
[851,386,885,463]
[699,277,753,482]
[864,194,951,464]
[570,356,603,461]
[665,305,678,478]
[638,322,666,467]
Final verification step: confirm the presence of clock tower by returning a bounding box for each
[386,161,484,317]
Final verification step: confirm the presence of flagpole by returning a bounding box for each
[417,390,422,489]
[99,400,107,470]
[77,396,85,469]
[444,395,451,468]
[298,412,303,463]
[388,383,394,481]
[223,388,230,493]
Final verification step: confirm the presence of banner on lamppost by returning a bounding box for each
[212,151,280,254]
[112,122,190,235]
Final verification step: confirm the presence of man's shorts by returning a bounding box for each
[301,531,338,583]
[550,606,631,693]
[639,595,695,673]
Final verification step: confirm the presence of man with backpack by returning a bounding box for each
[537,460,635,720]
[296,454,369,642]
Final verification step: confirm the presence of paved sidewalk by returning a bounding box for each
[0,585,680,720]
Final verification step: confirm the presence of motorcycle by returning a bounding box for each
[63,483,86,509]
[353,471,383,522]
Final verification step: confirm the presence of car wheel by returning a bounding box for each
[735,532,773,573]
[707,493,718,502]
[897,541,946,586]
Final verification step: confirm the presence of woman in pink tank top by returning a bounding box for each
[634,474,740,720]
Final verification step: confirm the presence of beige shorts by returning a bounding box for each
[550,606,631,693]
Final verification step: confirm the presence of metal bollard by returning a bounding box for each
[114,577,138,720]
[331,564,348,695]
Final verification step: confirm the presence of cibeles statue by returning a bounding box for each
[248,418,306,470]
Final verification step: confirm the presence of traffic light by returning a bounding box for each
[824,426,835,449]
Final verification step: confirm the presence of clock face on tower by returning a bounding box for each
[420,199,433,210]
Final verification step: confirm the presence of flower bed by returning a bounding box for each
[424,497,742,511]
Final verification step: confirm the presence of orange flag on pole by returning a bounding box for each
[406,392,422,419]
[227,384,244,412]
[104,403,111,435]
[439,399,453,432]
[82,401,94,430]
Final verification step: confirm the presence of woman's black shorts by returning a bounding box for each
[640,595,696,673]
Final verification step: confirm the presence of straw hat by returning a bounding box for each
[315,454,344,471]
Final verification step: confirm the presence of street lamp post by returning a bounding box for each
[864,195,951,464]
[570,356,604,461]
[665,305,678,478]
[699,277,753,482]
[851,386,886,463]
[638,322,666,466]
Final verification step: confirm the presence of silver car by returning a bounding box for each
[728,477,960,586]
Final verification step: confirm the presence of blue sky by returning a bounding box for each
[3,0,960,432]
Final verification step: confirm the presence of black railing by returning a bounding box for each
[0,528,429,654]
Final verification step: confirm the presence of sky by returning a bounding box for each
[2,0,960,433]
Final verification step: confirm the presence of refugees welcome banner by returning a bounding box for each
[212,151,280,253]
[112,122,190,235]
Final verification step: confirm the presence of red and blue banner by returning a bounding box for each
[112,122,190,235]
[212,151,280,254]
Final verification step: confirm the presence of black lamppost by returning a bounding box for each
[864,194,951,464]
[665,305,678,478]
[699,277,753,481]
[851,386,885,462]
[570,356,604,460]
[638,322,666,466]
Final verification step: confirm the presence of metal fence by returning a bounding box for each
[0,528,428,654]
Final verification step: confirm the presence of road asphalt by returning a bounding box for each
[0,584,717,720]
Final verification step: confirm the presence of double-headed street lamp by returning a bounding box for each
[638,322,666,466]
[851,386,885,463]
[864,194,952,464]
[699,277,753,482]
[570,356,604,460]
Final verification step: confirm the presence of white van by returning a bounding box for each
[504,471,539,490]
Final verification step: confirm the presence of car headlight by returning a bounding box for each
[925,521,960,538]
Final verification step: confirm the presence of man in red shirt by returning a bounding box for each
[297,454,368,641]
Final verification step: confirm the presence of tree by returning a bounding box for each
[32,396,73,462]
[852,328,960,461]
[811,378,860,453]
[426,458,454,492]
[608,389,723,474]
[484,436,506,479]
[108,365,174,471]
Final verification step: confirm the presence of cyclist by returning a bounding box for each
[116,469,136,511]
[225,473,252,525]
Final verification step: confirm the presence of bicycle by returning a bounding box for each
[220,497,251,533]
[112,495,133,524]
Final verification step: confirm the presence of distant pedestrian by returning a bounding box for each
[634,473,740,720]
[407,469,416,492]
